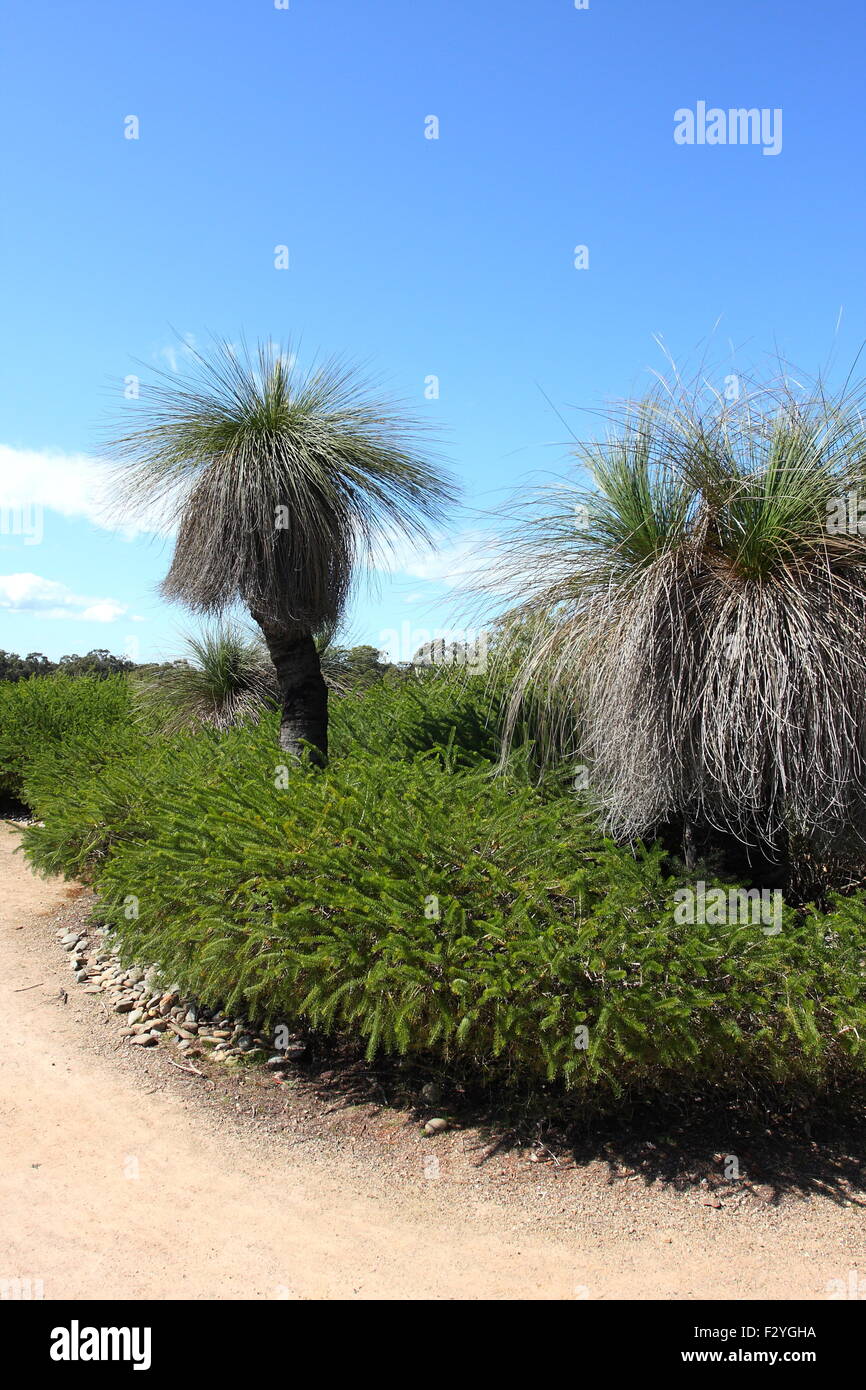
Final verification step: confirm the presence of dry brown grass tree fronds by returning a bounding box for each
[105,339,455,626]
[490,376,866,885]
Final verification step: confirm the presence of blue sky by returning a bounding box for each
[1,0,865,662]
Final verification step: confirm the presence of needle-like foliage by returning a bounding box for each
[105,338,457,760]
[105,338,457,626]
[493,375,866,885]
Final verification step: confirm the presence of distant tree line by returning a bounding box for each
[0,644,397,688]
[0,649,137,681]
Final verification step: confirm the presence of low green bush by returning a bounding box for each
[329,670,504,766]
[20,720,171,879]
[0,673,131,798]
[18,671,504,880]
[18,671,866,1100]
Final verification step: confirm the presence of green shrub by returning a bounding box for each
[20,721,171,879]
[18,672,506,881]
[0,674,131,799]
[329,670,504,766]
[19,670,866,1101]
[77,724,866,1097]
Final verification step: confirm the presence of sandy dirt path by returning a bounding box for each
[0,823,862,1301]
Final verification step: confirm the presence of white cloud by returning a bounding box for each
[79,600,127,623]
[0,573,128,622]
[373,530,495,589]
[0,445,173,538]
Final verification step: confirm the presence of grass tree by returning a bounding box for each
[492,375,866,893]
[132,622,354,733]
[132,624,278,732]
[109,340,456,763]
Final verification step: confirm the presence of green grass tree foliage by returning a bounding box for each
[131,624,389,732]
[131,624,279,732]
[106,339,457,763]
[491,374,866,889]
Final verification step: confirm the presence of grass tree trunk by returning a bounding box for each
[253,615,328,766]
[682,821,697,872]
